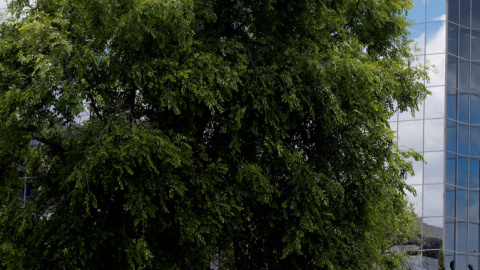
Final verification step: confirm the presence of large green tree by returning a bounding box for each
[0,0,427,269]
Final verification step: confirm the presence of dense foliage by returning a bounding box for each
[0,0,427,269]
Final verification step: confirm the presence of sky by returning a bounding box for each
[409,0,446,23]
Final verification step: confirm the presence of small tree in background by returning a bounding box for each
[438,250,446,270]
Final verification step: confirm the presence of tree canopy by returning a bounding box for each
[0,0,427,269]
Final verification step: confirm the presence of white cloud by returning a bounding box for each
[398,120,424,151]
[433,14,447,22]
[425,22,446,86]
[423,184,444,216]
[424,86,444,118]
[424,119,444,151]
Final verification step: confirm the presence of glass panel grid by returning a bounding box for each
[445,0,480,262]
[403,1,447,267]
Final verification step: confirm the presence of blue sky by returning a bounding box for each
[409,0,447,23]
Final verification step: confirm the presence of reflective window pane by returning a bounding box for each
[410,0,426,23]
[457,254,467,269]
[446,254,455,269]
[458,27,470,59]
[448,0,459,23]
[398,120,424,151]
[458,188,468,220]
[453,254,467,270]
[446,185,456,218]
[459,124,469,156]
[472,62,480,92]
[459,28,471,60]
[471,158,480,189]
[423,184,443,216]
[448,22,458,55]
[407,185,423,217]
[407,254,423,270]
[471,127,480,157]
[424,152,444,183]
[424,120,444,151]
[448,55,458,87]
[426,54,445,86]
[447,155,456,185]
[469,256,479,270]
[406,156,423,185]
[423,218,444,248]
[472,30,480,61]
[427,1,445,19]
[470,190,480,222]
[474,0,480,29]
[426,22,446,54]
[422,250,440,269]
[459,60,470,91]
[446,218,455,251]
[460,0,471,27]
[457,221,468,253]
[459,157,469,188]
[459,92,469,123]
[447,120,457,152]
[472,94,480,124]
[447,89,457,120]
[425,86,445,119]
[471,223,480,254]
[427,0,445,22]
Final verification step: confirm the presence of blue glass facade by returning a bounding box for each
[391,0,480,268]
[391,1,447,268]
[445,0,480,268]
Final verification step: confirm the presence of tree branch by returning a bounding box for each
[87,92,105,123]
[33,133,63,154]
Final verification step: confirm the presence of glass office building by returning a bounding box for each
[390,0,480,268]
[390,1,446,268]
